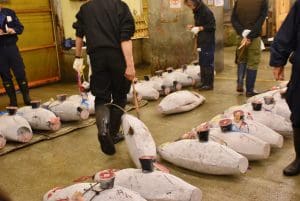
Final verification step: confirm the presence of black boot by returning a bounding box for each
[246,69,259,97]
[283,128,300,176]
[17,80,31,105]
[110,105,125,144]
[3,81,18,106]
[95,105,116,155]
[199,67,213,91]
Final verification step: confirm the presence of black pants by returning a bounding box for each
[0,44,26,82]
[89,48,131,108]
[286,85,300,128]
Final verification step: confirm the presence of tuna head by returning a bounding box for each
[0,134,6,149]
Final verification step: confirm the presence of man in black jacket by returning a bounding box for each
[231,0,268,97]
[185,0,216,91]
[0,4,31,106]
[73,0,135,155]
[270,0,300,176]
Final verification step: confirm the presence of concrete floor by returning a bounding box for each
[0,48,299,201]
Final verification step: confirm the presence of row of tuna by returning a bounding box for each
[0,93,95,149]
[127,64,201,102]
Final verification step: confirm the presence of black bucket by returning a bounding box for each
[139,156,155,173]
[98,170,115,190]
[31,100,41,109]
[6,106,18,116]
[219,119,233,133]
[196,123,210,142]
[252,101,262,111]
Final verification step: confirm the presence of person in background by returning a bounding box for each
[0,3,31,106]
[231,0,268,97]
[0,188,12,201]
[270,0,300,176]
[73,0,135,155]
[185,0,216,91]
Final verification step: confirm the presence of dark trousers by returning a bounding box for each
[0,44,26,82]
[199,47,215,86]
[286,85,300,128]
[89,48,131,108]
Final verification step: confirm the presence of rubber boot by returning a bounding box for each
[199,67,213,91]
[17,80,31,105]
[110,106,125,144]
[237,63,247,93]
[3,81,18,106]
[283,128,300,176]
[95,105,116,155]
[246,69,259,97]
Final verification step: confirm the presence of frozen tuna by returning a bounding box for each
[163,68,195,87]
[17,101,61,131]
[43,94,90,122]
[209,127,271,161]
[94,168,202,201]
[210,112,284,148]
[122,114,157,168]
[128,81,160,101]
[178,64,201,83]
[43,183,146,201]
[68,92,95,115]
[224,103,292,134]
[158,91,205,115]
[158,139,248,175]
[0,107,32,143]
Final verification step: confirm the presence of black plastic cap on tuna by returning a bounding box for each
[139,156,155,173]
[219,119,233,133]
[263,96,275,105]
[252,101,262,111]
[31,100,41,109]
[144,75,150,81]
[57,94,67,102]
[197,123,210,142]
[98,170,115,190]
[167,67,174,73]
[6,106,18,116]
[155,70,163,76]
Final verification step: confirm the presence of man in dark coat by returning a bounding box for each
[73,0,135,155]
[231,0,268,97]
[0,3,31,106]
[184,0,216,91]
[270,0,300,176]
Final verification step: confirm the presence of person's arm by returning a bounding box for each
[270,2,299,80]
[231,1,244,36]
[121,40,135,81]
[247,0,268,39]
[7,10,24,34]
[119,2,136,81]
[72,8,85,72]
[202,9,216,32]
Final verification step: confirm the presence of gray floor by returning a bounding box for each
[0,48,299,201]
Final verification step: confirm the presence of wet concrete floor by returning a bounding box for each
[0,47,299,201]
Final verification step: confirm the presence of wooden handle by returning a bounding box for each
[132,79,141,119]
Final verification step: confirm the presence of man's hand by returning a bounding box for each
[186,24,194,30]
[6,28,16,34]
[239,38,251,49]
[125,66,136,81]
[0,29,4,34]
[73,58,84,73]
[272,67,285,81]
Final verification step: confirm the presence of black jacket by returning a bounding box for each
[73,0,135,54]
[0,8,24,46]
[270,0,300,90]
[231,0,268,39]
[193,3,216,49]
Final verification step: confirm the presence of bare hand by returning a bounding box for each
[186,24,194,30]
[0,29,4,34]
[272,67,285,81]
[6,28,16,34]
[125,66,136,81]
[239,38,251,49]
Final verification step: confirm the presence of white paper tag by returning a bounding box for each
[7,16,12,22]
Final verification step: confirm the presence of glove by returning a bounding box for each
[191,27,200,35]
[73,58,84,73]
[242,29,251,38]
